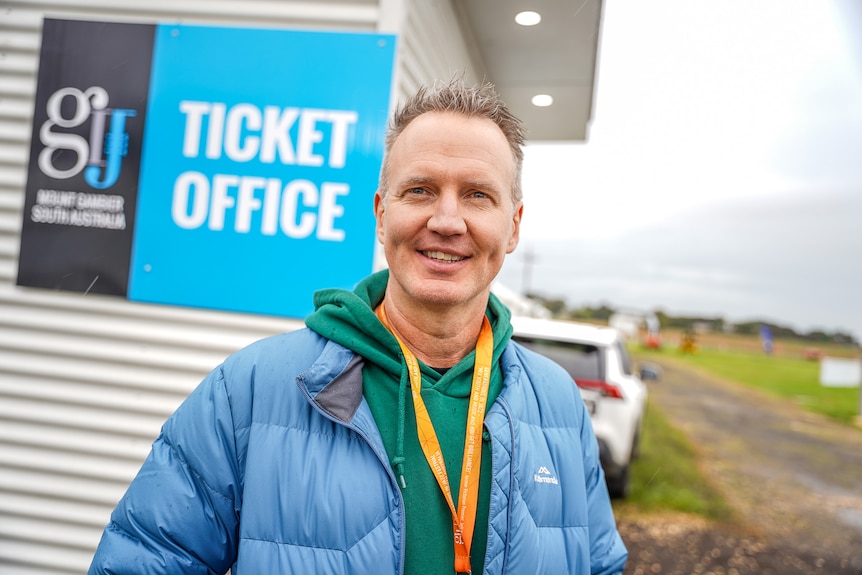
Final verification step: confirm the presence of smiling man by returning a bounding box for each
[89,78,627,575]
[374,107,522,365]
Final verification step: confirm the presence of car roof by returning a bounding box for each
[510,316,620,347]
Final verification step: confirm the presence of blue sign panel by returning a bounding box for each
[130,24,395,317]
[21,19,395,319]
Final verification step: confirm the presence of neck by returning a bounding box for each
[381,293,488,368]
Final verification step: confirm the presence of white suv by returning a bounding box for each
[510,316,648,498]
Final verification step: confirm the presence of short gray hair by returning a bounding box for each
[378,77,526,204]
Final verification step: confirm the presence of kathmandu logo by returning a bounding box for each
[534,465,559,485]
[38,86,137,189]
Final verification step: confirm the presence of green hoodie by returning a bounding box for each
[305,269,513,575]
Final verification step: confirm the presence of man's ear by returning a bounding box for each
[374,190,385,243]
[507,202,523,254]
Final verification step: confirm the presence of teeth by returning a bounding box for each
[423,251,465,262]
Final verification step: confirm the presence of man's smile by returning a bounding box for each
[421,250,467,262]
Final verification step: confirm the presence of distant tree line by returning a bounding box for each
[524,294,858,345]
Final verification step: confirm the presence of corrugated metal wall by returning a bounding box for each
[395,0,485,95]
[0,1,480,573]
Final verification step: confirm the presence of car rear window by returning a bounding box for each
[512,336,604,381]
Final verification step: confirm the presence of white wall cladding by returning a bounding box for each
[0,1,480,572]
[394,0,485,100]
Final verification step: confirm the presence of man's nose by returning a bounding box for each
[427,191,467,235]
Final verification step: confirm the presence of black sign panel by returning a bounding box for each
[17,19,155,295]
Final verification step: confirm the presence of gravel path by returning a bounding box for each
[618,356,862,575]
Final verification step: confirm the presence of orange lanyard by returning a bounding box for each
[377,303,493,575]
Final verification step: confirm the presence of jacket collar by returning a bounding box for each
[298,338,528,426]
[297,339,366,423]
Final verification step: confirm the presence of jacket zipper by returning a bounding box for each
[296,375,408,575]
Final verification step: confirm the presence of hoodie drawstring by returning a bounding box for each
[392,363,409,488]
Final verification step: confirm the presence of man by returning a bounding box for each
[89,78,628,574]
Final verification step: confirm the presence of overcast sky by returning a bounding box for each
[497,0,862,341]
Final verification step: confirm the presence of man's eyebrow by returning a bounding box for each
[398,176,434,186]
[464,179,499,191]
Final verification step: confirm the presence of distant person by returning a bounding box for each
[760,324,774,355]
[643,314,662,349]
[88,77,628,575]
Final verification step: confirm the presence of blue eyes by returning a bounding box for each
[404,188,489,200]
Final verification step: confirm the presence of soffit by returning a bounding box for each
[456,0,604,141]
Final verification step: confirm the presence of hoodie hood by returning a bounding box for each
[305,269,514,384]
[305,269,401,377]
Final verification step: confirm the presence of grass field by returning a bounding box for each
[611,398,734,521]
[638,331,861,425]
[614,331,860,517]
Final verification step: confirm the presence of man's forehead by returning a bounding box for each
[389,114,511,163]
[399,110,500,136]
[381,111,517,197]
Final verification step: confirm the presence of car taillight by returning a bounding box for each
[574,378,624,399]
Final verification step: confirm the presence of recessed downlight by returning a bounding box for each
[515,11,542,26]
[531,94,554,107]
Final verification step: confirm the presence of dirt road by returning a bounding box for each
[618,356,862,575]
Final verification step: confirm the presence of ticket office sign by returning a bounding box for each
[19,18,396,318]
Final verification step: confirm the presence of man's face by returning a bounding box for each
[374,111,522,311]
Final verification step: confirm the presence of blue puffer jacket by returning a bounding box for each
[89,328,627,575]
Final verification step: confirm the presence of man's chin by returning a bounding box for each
[408,280,487,309]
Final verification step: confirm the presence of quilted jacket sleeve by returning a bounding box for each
[88,365,244,575]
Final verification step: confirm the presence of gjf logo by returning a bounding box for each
[38,86,137,189]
